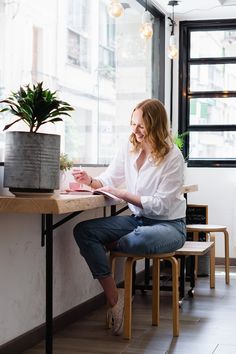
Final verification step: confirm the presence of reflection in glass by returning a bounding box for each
[190,30,236,58]
[189,131,236,159]
[190,64,236,92]
[190,97,236,125]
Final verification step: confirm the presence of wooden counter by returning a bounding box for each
[0,194,118,214]
[0,184,198,215]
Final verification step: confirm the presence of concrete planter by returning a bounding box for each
[4,132,60,194]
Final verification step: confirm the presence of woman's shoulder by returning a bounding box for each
[170,143,183,156]
[166,144,185,163]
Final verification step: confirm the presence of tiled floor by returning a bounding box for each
[24,267,236,354]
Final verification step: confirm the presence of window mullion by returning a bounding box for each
[188,91,236,98]
[188,125,236,132]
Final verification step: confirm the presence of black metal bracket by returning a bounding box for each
[41,211,83,247]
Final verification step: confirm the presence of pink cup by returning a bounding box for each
[69,182,82,191]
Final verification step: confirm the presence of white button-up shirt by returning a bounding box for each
[97,141,186,220]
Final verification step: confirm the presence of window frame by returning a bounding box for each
[67,0,91,71]
[179,19,236,168]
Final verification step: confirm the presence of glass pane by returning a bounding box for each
[190,64,236,92]
[189,131,236,159]
[190,30,236,58]
[0,0,153,164]
[65,0,153,164]
[189,97,236,125]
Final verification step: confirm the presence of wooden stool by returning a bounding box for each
[109,252,179,339]
[175,240,215,297]
[186,224,230,284]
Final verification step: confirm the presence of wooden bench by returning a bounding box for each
[109,240,215,339]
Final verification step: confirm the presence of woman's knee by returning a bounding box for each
[73,220,90,246]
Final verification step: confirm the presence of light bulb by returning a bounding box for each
[108,0,124,18]
[168,34,178,59]
[140,11,153,39]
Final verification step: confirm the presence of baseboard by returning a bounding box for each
[0,292,106,354]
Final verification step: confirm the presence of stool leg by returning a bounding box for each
[193,231,199,279]
[152,258,160,326]
[106,255,117,329]
[224,230,230,284]
[123,257,135,339]
[168,256,179,337]
[209,235,215,289]
[179,256,186,300]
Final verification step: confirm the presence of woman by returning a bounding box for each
[73,98,186,335]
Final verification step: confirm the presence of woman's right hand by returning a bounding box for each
[72,168,91,186]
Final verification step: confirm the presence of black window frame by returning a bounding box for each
[179,19,236,168]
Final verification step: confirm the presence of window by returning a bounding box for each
[0,0,164,165]
[179,20,236,167]
[67,0,91,70]
[98,1,115,80]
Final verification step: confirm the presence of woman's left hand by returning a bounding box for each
[97,186,125,199]
[98,186,142,208]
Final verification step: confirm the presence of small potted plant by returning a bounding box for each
[59,153,74,191]
[60,153,74,172]
[0,82,74,195]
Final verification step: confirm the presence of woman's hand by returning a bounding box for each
[98,186,142,208]
[72,168,91,186]
[97,186,125,199]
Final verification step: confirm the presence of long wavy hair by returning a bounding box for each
[129,98,172,164]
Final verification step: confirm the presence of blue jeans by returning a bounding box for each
[73,215,186,279]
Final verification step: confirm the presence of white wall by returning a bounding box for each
[186,168,236,258]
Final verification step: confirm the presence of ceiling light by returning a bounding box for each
[168,34,178,59]
[107,0,124,18]
[168,1,179,59]
[140,0,153,40]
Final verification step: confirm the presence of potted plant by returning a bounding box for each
[59,153,74,172]
[173,131,189,161]
[59,153,74,191]
[0,82,74,195]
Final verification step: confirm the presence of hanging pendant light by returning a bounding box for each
[168,34,178,59]
[168,1,179,59]
[108,0,124,18]
[140,0,153,40]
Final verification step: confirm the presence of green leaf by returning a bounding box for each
[0,82,74,132]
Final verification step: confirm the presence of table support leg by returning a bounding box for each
[45,214,53,354]
[189,255,195,290]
